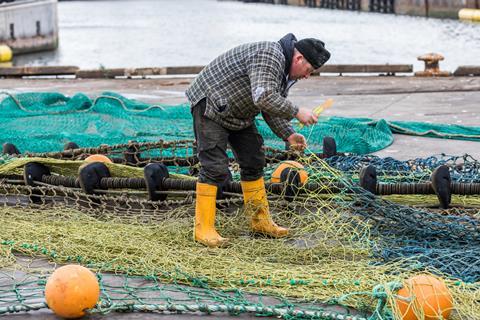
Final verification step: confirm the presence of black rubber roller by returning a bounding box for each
[280,167,301,202]
[78,162,111,194]
[322,136,337,158]
[64,142,79,150]
[2,143,20,155]
[144,163,169,201]
[431,165,452,209]
[23,162,51,186]
[359,165,377,194]
[23,162,51,204]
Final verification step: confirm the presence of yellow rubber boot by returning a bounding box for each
[241,177,289,237]
[194,182,229,247]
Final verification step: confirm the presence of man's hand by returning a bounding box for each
[287,133,307,151]
[295,107,318,126]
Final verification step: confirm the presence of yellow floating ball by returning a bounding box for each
[395,275,453,320]
[271,160,308,184]
[45,265,100,319]
[84,154,113,164]
[0,45,13,63]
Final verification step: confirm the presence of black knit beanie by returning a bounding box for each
[294,38,330,69]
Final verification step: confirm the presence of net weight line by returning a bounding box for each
[5,161,480,208]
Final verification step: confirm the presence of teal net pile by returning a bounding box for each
[3,91,480,155]
[0,92,194,153]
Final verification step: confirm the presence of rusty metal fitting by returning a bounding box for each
[415,53,451,77]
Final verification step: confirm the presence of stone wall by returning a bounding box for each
[395,0,478,18]
[261,0,480,17]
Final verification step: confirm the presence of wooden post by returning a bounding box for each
[360,0,369,11]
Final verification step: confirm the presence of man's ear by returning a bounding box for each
[294,54,302,63]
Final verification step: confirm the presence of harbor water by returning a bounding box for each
[12,0,480,71]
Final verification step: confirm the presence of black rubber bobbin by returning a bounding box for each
[322,136,337,158]
[144,163,169,201]
[359,165,377,194]
[125,140,141,166]
[64,141,79,150]
[78,162,111,195]
[431,165,452,209]
[23,162,51,203]
[2,143,20,155]
[24,162,51,186]
[280,167,301,202]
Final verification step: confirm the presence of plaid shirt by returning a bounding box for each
[186,41,299,140]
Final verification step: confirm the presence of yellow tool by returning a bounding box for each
[298,98,334,129]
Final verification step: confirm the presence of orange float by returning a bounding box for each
[45,265,100,319]
[271,160,308,184]
[84,154,113,164]
[395,275,453,320]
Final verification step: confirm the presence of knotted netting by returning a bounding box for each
[325,153,480,183]
[323,153,480,208]
[0,153,479,319]
[3,91,480,155]
[0,91,480,319]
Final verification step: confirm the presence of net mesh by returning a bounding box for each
[0,153,479,319]
[0,91,480,319]
[2,91,480,155]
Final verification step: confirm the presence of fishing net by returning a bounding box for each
[1,91,480,319]
[2,91,480,155]
[0,152,479,319]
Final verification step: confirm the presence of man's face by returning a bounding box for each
[289,55,315,80]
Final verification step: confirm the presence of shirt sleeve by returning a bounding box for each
[247,49,299,119]
[262,112,295,141]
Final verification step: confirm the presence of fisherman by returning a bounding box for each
[186,33,330,247]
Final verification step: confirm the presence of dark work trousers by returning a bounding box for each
[192,98,266,186]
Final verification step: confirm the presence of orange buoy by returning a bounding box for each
[271,160,308,184]
[45,265,100,319]
[395,275,453,320]
[84,154,113,164]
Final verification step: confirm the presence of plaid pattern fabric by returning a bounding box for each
[186,41,299,140]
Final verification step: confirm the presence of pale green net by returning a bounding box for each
[0,154,479,319]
